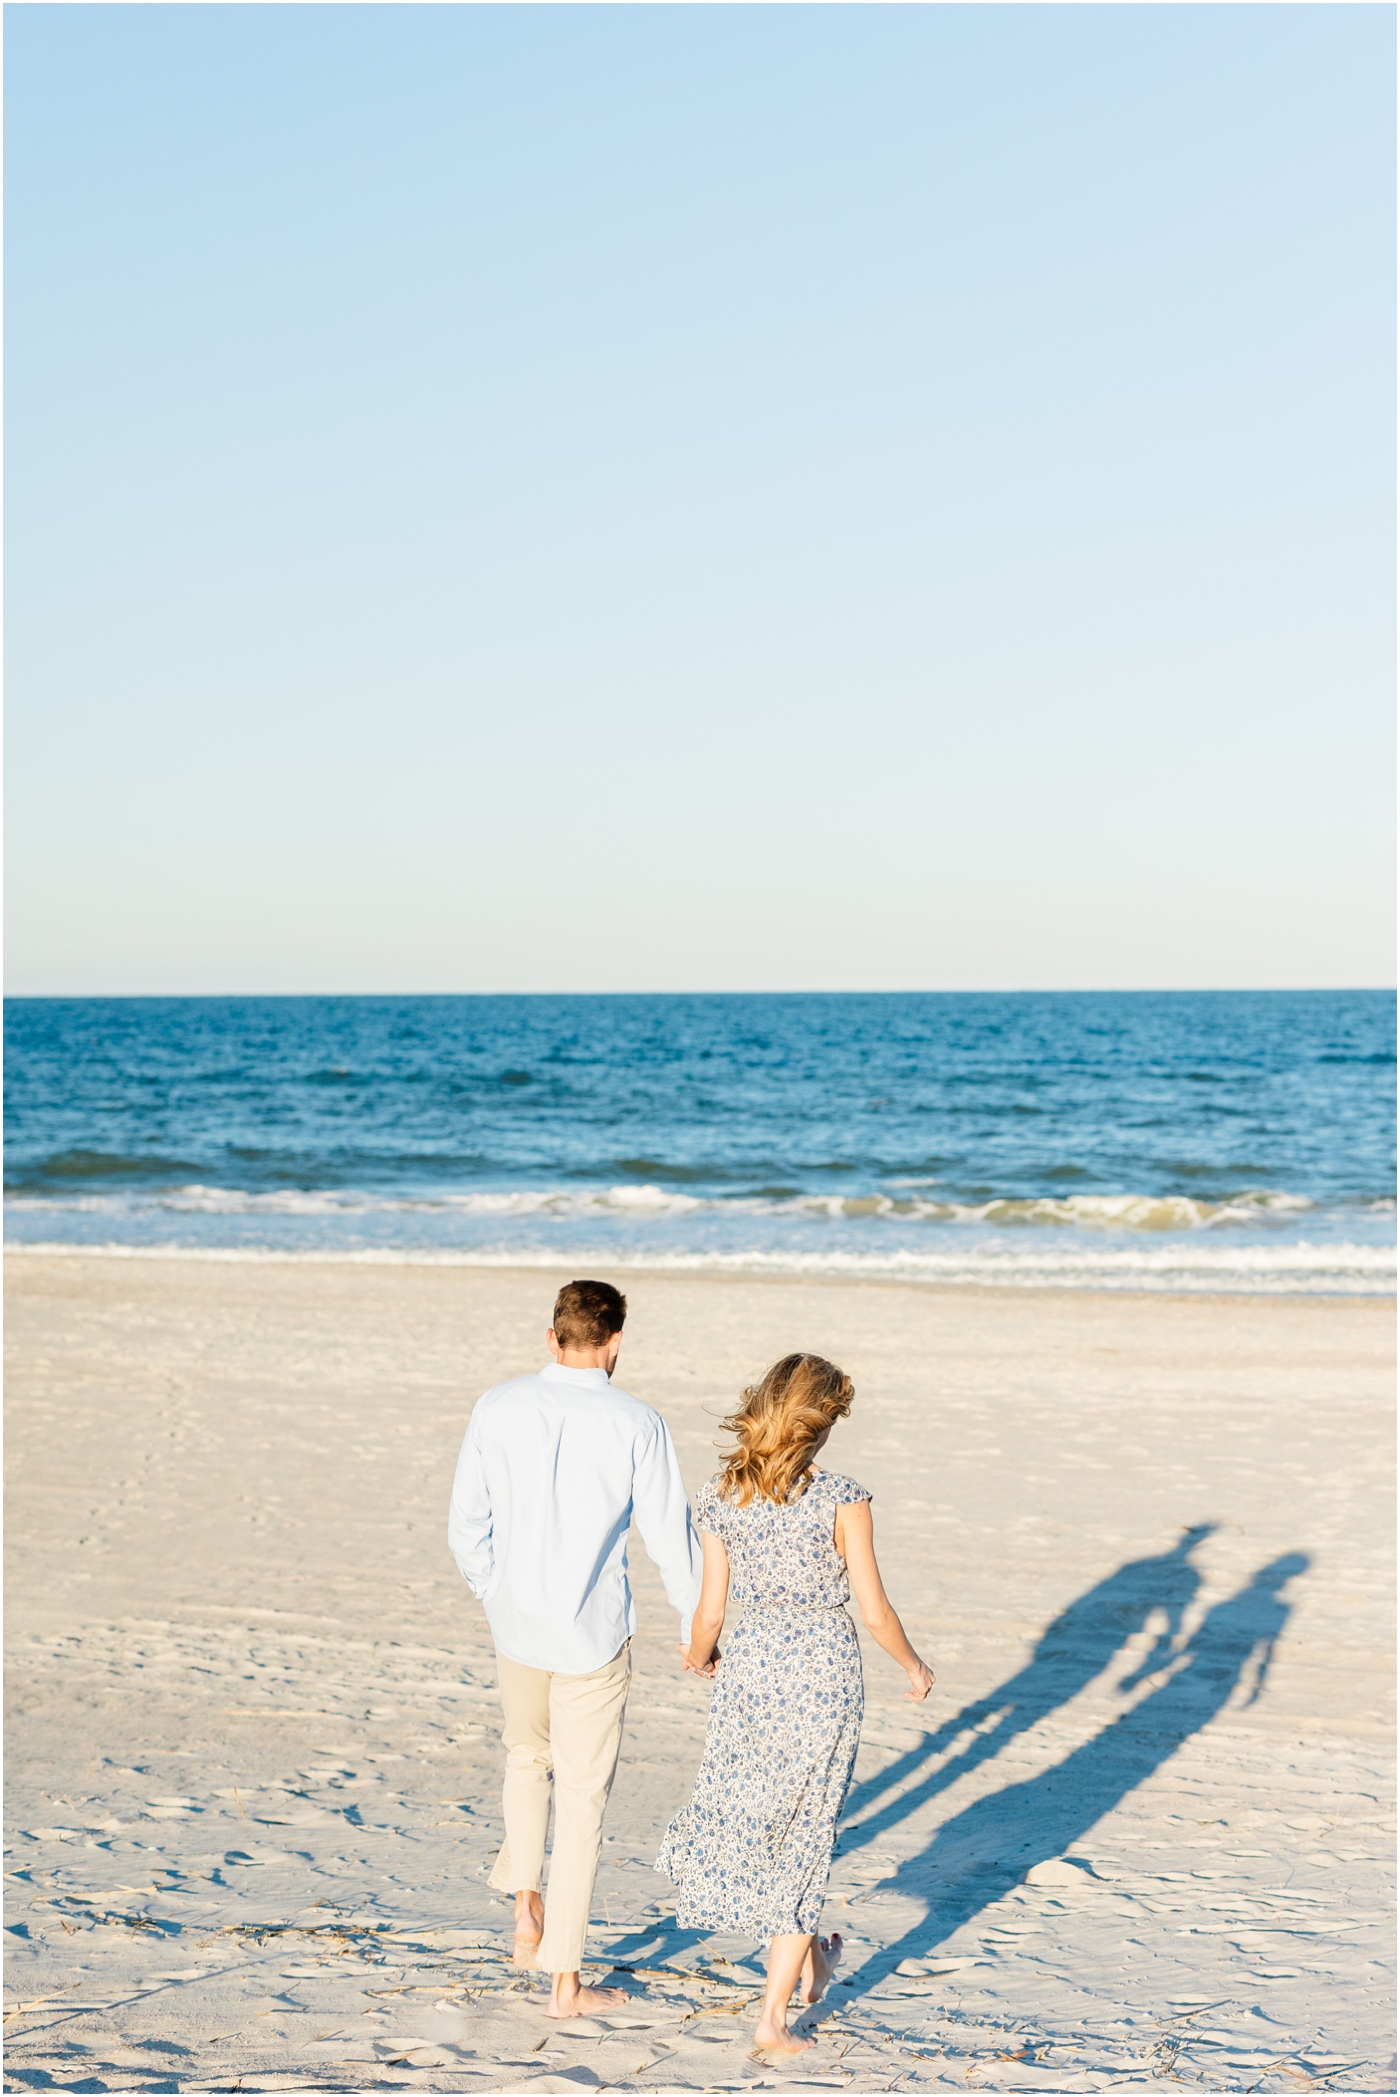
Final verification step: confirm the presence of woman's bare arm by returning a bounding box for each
[679,1529,730,1676]
[835,1500,935,1701]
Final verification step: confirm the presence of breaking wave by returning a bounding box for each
[2,1182,1337,1231]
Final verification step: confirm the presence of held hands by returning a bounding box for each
[678,1642,722,1677]
[904,1659,936,1703]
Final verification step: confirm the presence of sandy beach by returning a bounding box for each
[4,1253,1394,2093]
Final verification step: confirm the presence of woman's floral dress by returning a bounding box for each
[655,1467,870,1938]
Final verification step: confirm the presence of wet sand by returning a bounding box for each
[4,1254,1395,2092]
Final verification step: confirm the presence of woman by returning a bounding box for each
[655,1353,935,2058]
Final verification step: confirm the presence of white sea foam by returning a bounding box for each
[1,1182,1331,1230]
[7,1237,1394,1294]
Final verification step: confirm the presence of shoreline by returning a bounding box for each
[5,1240,1394,1305]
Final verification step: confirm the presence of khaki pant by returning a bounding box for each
[487,1640,631,1974]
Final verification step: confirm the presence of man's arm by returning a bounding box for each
[630,1415,703,1641]
[447,1410,494,1597]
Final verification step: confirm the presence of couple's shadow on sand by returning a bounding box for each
[606,1529,1308,2007]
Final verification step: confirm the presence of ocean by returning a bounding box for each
[4,991,1394,1294]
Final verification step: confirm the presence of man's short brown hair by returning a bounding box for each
[552,1278,628,1349]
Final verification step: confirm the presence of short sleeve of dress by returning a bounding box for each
[693,1478,728,1540]
[825,1471,872,1507]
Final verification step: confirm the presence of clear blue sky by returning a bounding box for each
[6,3,1394,994]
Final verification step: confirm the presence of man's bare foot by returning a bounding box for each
[512,1889,544,1968]
[546,1978,631,2020]
[800,1929,843,2005]
[752,2019,815,2056]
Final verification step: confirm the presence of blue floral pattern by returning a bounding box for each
[655,1467,871,1938]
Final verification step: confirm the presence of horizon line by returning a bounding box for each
[5,985,1395,1002]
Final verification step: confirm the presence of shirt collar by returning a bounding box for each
[541,1363,612,1385]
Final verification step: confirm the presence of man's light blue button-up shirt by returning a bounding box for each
[448,1362,702,1674]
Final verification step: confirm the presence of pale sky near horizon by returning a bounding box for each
[6,3,1395,996]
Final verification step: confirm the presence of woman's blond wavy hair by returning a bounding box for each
[716,1353,855,1507]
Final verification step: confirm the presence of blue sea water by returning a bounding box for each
[4,992,1394,1293]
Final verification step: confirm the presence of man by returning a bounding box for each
[448,1278,701,2019]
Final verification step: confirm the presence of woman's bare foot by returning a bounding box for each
[800,1930,843,2005]
[546,1975,631,2020]
[753,1929,821,2056]
[752,2019,815,2056]
[512,1889,544,1968]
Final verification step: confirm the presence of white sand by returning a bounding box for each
[4,1254,1394,2093]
